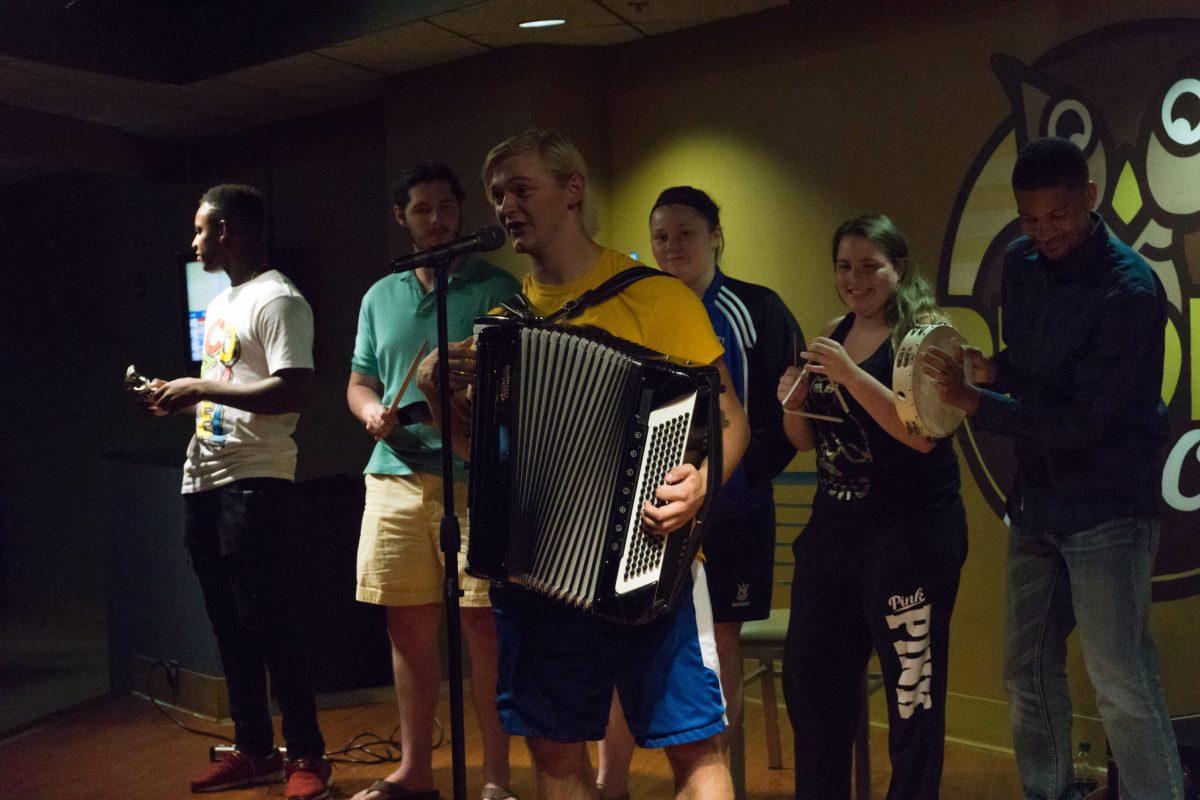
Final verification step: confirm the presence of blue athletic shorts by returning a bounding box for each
[491,561,726,748]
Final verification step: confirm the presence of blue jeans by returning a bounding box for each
[1004,517,1182,800]
[185,479,325,759]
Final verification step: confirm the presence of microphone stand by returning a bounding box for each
[432,248,467,800]
[393,228,503,800]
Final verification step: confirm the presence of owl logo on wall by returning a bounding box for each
[939,19,1200,601]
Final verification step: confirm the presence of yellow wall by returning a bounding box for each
[382,0,1200,752]
[598,1,1200,750]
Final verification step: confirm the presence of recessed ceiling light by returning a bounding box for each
[519,19,566,29]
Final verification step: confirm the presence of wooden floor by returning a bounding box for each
[0,681,1025,800]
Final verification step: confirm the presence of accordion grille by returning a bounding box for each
[511,327,638,607]
[622,413,691,583]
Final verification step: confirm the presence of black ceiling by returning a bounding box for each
[0,0,476,84]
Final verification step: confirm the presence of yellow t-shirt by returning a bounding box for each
[521,248,723,365]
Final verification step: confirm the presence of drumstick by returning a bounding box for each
[798,410,841,423]
[387,340,429,415]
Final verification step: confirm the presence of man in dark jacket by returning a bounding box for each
[929,137,1183,800]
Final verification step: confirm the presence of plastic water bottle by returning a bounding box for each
[1073,741,1099,794]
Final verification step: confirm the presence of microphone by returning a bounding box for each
[391,226,507,273]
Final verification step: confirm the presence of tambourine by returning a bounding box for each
[892,323,973,438]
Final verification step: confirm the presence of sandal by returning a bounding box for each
[480,783,518,800]
[358,781,441,800]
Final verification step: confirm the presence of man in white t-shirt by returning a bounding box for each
[146,184,331,800]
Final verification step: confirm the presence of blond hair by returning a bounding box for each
[482,129,597,235]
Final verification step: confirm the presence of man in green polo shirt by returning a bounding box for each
[346,162,520,800]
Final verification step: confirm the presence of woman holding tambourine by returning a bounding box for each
[775,214,967,800]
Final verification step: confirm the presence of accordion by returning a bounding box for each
[467,317,722,624]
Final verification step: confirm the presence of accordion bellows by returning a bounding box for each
[468,319,722,624]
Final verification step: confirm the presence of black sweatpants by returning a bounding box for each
[782,499,967,800]
[184,478,325,759]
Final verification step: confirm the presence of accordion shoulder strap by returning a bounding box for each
[543,266,664,324]
[493,266,665,325]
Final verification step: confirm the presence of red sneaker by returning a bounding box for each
[284,756,332,800]
[190,749,283,792]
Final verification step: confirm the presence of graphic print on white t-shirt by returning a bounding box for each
[197,317,241,445]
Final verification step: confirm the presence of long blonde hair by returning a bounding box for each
[831,214,946,348]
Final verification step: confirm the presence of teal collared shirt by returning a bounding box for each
[351,254,520,478]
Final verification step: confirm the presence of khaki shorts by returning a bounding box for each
[356,473,491,608]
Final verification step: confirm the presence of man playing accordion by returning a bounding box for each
[417,129,749,800]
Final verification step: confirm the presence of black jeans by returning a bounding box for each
[782,499,967,800]
[184,478,324,759]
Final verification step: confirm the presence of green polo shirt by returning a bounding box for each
[351,254,520,478]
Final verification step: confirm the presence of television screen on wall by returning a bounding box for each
[181,255,229,370]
